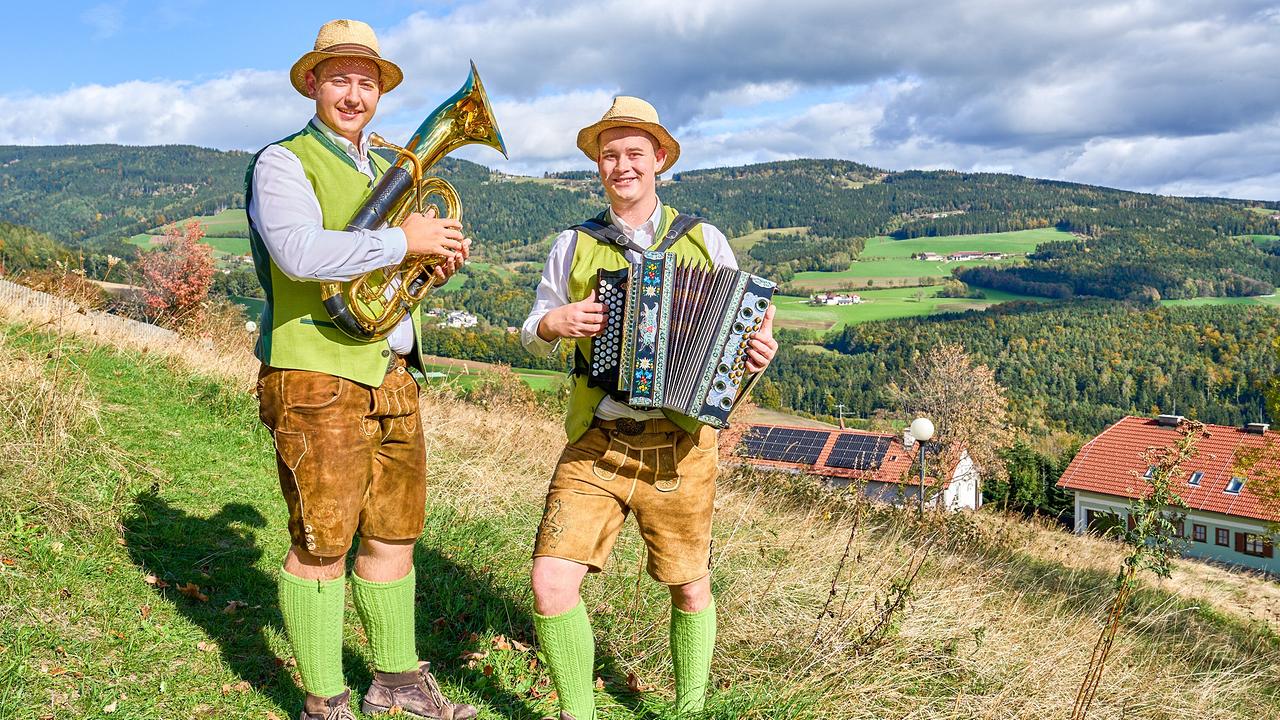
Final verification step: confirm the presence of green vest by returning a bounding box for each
[247,124,424,387]
[563,205,714,442]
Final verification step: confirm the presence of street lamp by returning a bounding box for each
[909,417,935,517]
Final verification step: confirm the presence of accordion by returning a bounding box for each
[587,250,776,428]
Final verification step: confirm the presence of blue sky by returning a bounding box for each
[4,1,1279,200]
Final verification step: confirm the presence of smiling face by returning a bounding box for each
[597,126,668,210]
[306,57,382,145]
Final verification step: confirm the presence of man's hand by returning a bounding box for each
[401,205,465,259]
[745,304,778,373]
[427,236,471,286]
[537,290,606,341]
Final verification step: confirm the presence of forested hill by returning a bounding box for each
[3,145,1279,299]
[0,144,249,249]
[762,302,1280,434]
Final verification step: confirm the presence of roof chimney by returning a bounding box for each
[1245,422,1270,435]
[1155,414,1184,427]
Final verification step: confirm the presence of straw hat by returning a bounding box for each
[576,96,681,173]
[290,19,403,97]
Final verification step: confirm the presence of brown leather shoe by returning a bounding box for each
[299,689,355,720]
[361,661,478,719]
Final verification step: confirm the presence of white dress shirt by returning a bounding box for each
[248,116,416,356]
[521,199,738,421]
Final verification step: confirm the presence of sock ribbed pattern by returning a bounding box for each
[670,596,716,714]
[534,600,596,720]
[278,568,346,698]
[350,569,419,674]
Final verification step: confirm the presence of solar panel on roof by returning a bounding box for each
[824,433,891,471]
[739,425,831,465]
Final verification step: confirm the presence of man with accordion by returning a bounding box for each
[522,96,779,719]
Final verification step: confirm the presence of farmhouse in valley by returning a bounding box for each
[809,292,863,306]
[1056,414,1279,573]
[727,423,980,511]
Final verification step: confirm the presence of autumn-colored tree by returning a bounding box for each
[137,220,216,327]
[888,343,1013,497]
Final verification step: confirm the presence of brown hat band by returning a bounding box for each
[318,43,381,59]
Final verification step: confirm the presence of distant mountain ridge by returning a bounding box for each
[2,145,1278,299]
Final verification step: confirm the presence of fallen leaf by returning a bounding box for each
[49,541,64,554]
[58,588,71,599]
[223,600,248,615]
[196,641,216,653]
[103,701,118,713]
[511,638,531,653]
[220,681,252,695]
[626,672,652,693]
[267,713,282,720]
[0,557,14,567]
[111,630,126,640]
[144,574,170,589]
[177,583,209,603]
[595,677,605,690]
[482,664,494,677]
[492,635,511,651]
[47,667,67,677]
[116,537,127,546]
[140,605,152,620]
[55,646,66,656]
[460,651,488,662]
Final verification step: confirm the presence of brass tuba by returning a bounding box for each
[321,61,507,341]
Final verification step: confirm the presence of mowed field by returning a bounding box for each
[128,209,252,263]
[789,228,1068,291]
[772,285,1044,332]
[1162,295,1280,308]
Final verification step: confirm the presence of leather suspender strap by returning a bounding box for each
[653,214,705,252]
[570,212,706,252]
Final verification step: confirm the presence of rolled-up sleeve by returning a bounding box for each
[521,229,578,357]
[248,145,408,282]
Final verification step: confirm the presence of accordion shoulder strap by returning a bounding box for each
[570,212,706,253]
[570,212,630,248]
[653,213,705,252]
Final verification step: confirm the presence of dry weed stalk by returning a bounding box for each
[1071,419,1204,720]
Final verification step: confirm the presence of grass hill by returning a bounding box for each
[2,285,1280,718]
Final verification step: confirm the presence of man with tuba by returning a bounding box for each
[248,19,476,720]
[521,97,778,719]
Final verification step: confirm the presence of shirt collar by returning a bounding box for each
[607,197,664,240]
[310,115,369,163]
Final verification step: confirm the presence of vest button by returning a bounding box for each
[381,349,390,357]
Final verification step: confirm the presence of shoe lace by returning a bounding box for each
[418,666,450,707]
[324,704,356,720]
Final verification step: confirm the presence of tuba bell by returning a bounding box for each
[321,61,507,341]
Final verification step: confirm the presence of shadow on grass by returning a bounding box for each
[122,491,663,718]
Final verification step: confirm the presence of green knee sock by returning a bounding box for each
[278,569,346,698]
[534,601,595,720]
[351,569,419,673]
[671,597,716,714]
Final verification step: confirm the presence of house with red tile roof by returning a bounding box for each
[725,423,980,511]
[1056,414,1279,573]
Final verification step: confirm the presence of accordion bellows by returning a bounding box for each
[589,251,776,428]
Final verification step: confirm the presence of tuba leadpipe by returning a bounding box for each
[321,61,507,341]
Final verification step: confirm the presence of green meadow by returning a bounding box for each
[789,228,1067,291]
[1161,295,1280,308]
[772,285,1044,332]
[421,362,565,393]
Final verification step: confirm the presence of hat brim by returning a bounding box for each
[290,50,403,97]
[576,118,681,174]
